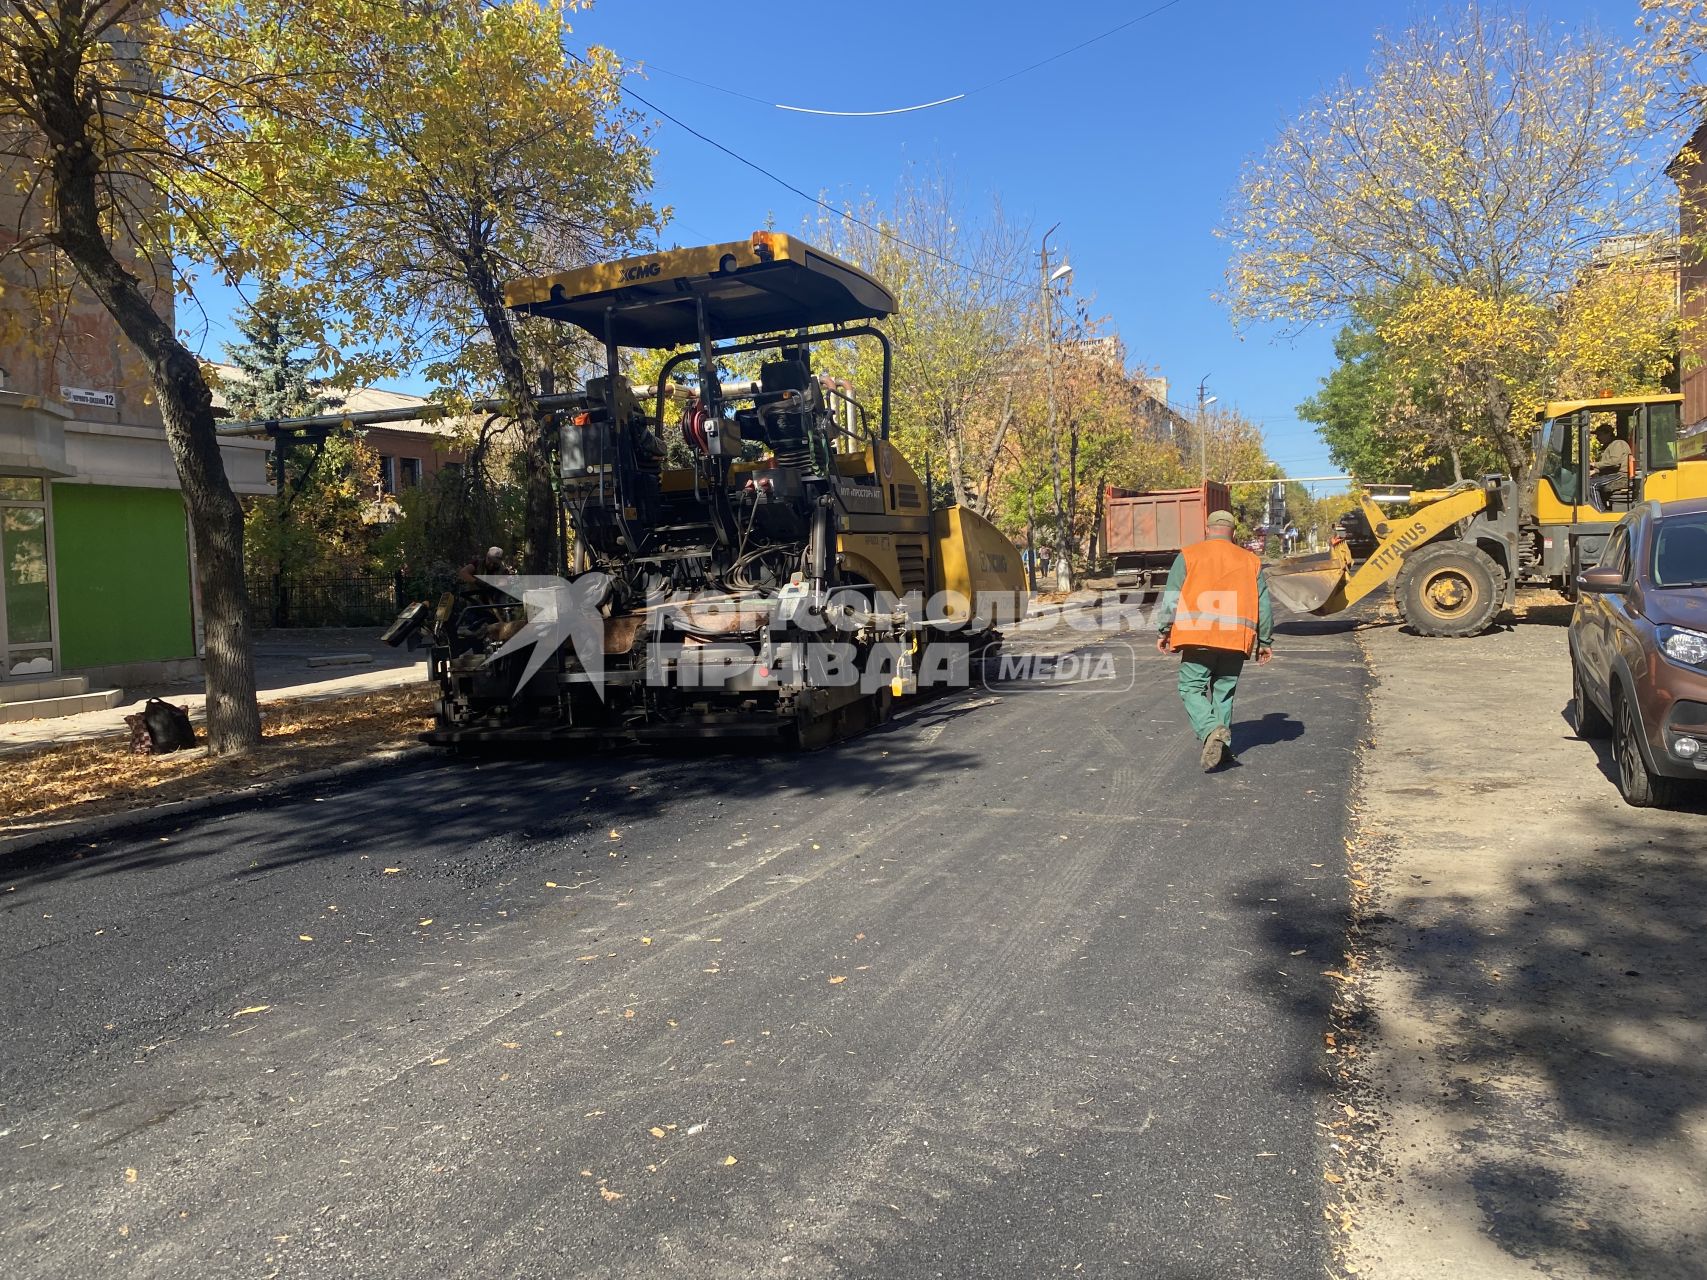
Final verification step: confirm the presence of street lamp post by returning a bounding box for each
[1040,224,1073,593]
[1196,375,1218,491]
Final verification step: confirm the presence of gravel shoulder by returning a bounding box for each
[1344,615,1707,1278]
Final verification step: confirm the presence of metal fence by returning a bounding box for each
[248,572,404,629]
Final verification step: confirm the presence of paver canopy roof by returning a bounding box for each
[505,233,895,349]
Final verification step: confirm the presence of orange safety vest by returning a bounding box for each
[1169,537,1261,655]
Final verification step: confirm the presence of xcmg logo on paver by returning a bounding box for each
[621,261,663,281]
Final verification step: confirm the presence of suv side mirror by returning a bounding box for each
[1577,566,1626,594]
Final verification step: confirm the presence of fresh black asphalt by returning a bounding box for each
[1,614,1365,1278]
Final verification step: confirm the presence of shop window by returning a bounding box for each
[0,476,44,502]
[3,507,52,646]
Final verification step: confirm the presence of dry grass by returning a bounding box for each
[1507,586,1574,627]
[2,686,436,829]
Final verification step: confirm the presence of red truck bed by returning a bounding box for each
[1102,483,1231,586]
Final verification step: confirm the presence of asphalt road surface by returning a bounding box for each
[2,612,1364,1279]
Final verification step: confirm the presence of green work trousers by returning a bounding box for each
[1177,646,1245,743]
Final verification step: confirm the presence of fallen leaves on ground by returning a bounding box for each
[827,975,847,985]
[232,1005,270,1018]
[1,687,435,827]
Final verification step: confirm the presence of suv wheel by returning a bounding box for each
[1614,688,1679,808]
[1572,656,1611,739]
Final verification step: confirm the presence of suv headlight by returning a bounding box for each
[1660,626,1707,668]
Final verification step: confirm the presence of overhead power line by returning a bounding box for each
[575,51,1035,293]
[641,0,1191,118]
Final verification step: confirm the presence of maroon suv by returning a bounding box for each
[1569,496,1707,807]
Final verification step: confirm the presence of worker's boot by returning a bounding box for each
[1216,724,1236,765]
[1200,730,1225,771]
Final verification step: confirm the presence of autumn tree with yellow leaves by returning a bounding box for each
[1228,6,1670,483]
[0,0,276,751]
[812,168,1032,519]
[1640,1,1707,119]
[200,0,659,577]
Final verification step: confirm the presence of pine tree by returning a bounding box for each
[222,286,335,420]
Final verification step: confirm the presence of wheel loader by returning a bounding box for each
[1270,393,1707,635]
[409,231,1026,747]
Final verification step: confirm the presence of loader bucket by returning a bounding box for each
[1268,554,1349,615]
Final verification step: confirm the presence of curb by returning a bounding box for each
[0,744,437,861]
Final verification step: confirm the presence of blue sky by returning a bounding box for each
[572,0,1655,488]
[189,0,1651,488]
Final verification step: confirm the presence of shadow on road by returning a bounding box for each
[0,734,982,895]
[1236,788,1707,1275]
[1233,712,1305,754]
[1392,800,1707,1273]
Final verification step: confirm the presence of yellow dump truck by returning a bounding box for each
[1271,393,1707,635]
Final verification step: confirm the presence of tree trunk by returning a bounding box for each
[467,257,555,576]
[1047,434,1072,593]
[41,71,260,753]
[1066,420,1081,569]
[942,406,972,508]
[1045,383,1072,591]
[1087,477,1104,567]
[1485,375,1527,478]
[972,389,1016,519]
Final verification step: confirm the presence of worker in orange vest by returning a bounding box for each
[1154,510,1274,770]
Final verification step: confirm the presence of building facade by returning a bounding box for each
[1671,122,1707,437]
[0,239,271,688]
[335,385,468,502]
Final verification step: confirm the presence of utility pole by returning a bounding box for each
[1040,223,1072,593]
[1196,374,1213,491]
[1025,486,1039,594]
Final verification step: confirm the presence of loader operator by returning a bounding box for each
[1591,423,1633,510]
[1154,510,1274,771]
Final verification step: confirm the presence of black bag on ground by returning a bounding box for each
[124,698,197,755]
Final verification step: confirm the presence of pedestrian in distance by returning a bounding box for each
[1154,510,1274,770]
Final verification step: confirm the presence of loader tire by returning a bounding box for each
[1395,542,1501,637]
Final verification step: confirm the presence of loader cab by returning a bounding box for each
[1533,395,1687,526]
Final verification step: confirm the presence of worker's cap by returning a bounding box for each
[485,545,504,559]
[1206,510,1237,529]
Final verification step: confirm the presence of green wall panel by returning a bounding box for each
[51,485,195,669]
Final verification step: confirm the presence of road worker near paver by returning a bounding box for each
[1154,510,1274,770]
